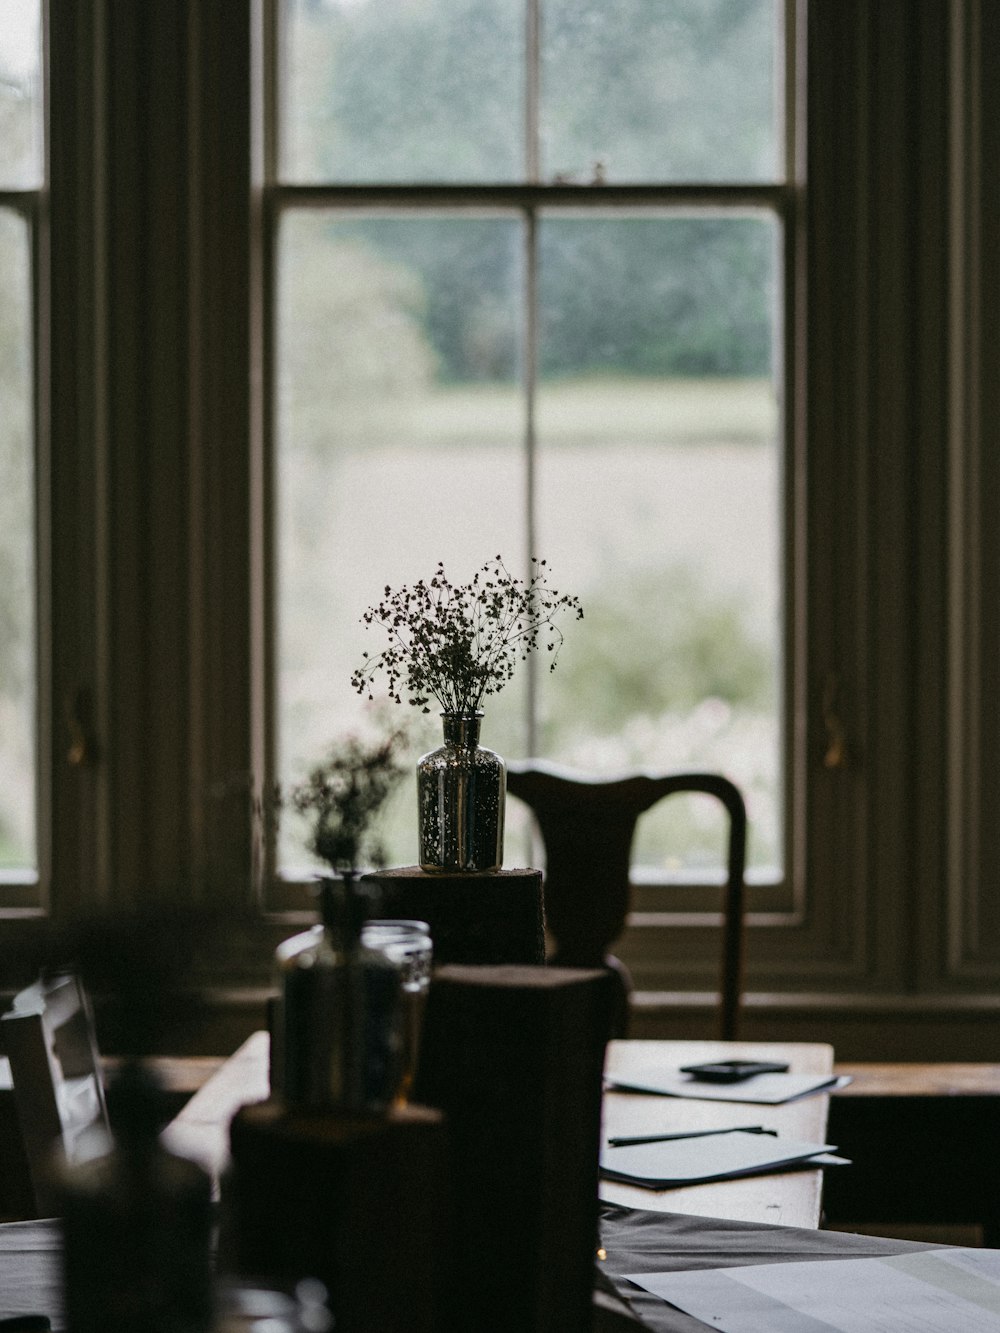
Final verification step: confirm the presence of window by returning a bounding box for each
[6,2,998,1057]
[270,0,794,899]
[0,0,43,898]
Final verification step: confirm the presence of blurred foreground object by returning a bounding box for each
[272,877,401,1112]
[0,973,109,1218]
[359,919,432,1106]
[59,1060,213,1333]
[229,1100,445,1333]
[415,964,615,1333]
[2,909,232,1329]
[232,878,445,1332]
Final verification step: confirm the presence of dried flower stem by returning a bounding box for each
[351,555,583,714]
[284,727,409,875]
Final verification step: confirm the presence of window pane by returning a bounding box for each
[0,209,36,870]
[281,0,524,184]
[276,212,527,871]
[535,213,781,874]
[541,0,780,184]
[0,0,43,188]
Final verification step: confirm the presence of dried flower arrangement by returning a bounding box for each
[285,726,409,876]
[350,555,583,715]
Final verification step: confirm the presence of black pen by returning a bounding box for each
[607,1125,777,1147]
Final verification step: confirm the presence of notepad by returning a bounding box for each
[606,1066,850,1104]
[599,1130,843,1188]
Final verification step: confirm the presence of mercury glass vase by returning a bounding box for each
[417,712,506,873]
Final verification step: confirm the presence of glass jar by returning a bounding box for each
[274,877,402,1113]
[360,919,432,1104]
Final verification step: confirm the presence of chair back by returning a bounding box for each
[506,763,747,1039]
[0,972,110,1215]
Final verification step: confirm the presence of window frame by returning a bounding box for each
[262,0,804,936]
[0,187,47,914]
[0,1,48,913]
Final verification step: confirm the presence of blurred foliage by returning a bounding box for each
[280,223,439,446]
[289,0,775,183]
[543,562,772,738]
[297,214,774,394]
[538,218,773,379]
[285,0,776,385]
[540,0,774,180]
[1,904,267,1054]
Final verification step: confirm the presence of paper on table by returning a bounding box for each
[626,1247,1000,1332]
[600,1130,840,1188]
[606,1067,851,1104]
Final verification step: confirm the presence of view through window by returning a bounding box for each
[0,0,42,880]
[274,0,786,884]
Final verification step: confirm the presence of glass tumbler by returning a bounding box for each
[360,919,432,1106]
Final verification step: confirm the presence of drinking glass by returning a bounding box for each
[360,920,433,1106]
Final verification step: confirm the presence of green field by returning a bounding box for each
[329,375,776,450]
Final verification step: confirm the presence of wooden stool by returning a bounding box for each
[362,866,545,967]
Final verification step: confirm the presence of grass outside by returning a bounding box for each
[330,375,777,450]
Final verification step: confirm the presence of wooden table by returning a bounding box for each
[0,1036,836,1330]
[826,1062,1000,1244]
[162,1032,833,1230]
[161,1029,270,1178]
[601,1039,833,1230]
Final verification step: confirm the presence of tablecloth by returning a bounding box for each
[596,1203,942,1331]
[0,1208,949,1332]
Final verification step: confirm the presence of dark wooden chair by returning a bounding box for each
[0,972,111,1216]
[506,762,748,1039]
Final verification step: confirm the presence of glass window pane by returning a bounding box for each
[0,0,43,188]
[281,0,524,184]
[0,209,36,870]
[541,0,780,184]
[276,212,527,871]
[535,213,781,875]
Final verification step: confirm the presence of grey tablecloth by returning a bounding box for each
[0,1219,61,1328]
[0,1208,947,1332]
[596,1203,942,1331]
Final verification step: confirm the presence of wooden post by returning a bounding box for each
[415,965,615,1333]
[229,1101,448,1333]
[362,867,545,966]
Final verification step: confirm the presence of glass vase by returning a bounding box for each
[417,712,506,873]
[273,876,403,1112]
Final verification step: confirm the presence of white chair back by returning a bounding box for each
[0,972,110,1216]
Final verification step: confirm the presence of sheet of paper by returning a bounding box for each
[600,1130,836,1188]
[607,1067,851,1104]
[627,1247,1000,1332]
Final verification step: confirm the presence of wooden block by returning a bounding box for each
[229,1100,447,1333]
[414,964,615,1333]
[362,866,545,966]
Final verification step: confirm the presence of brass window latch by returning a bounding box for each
[822,672,848,769]
[64,688,93,767]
